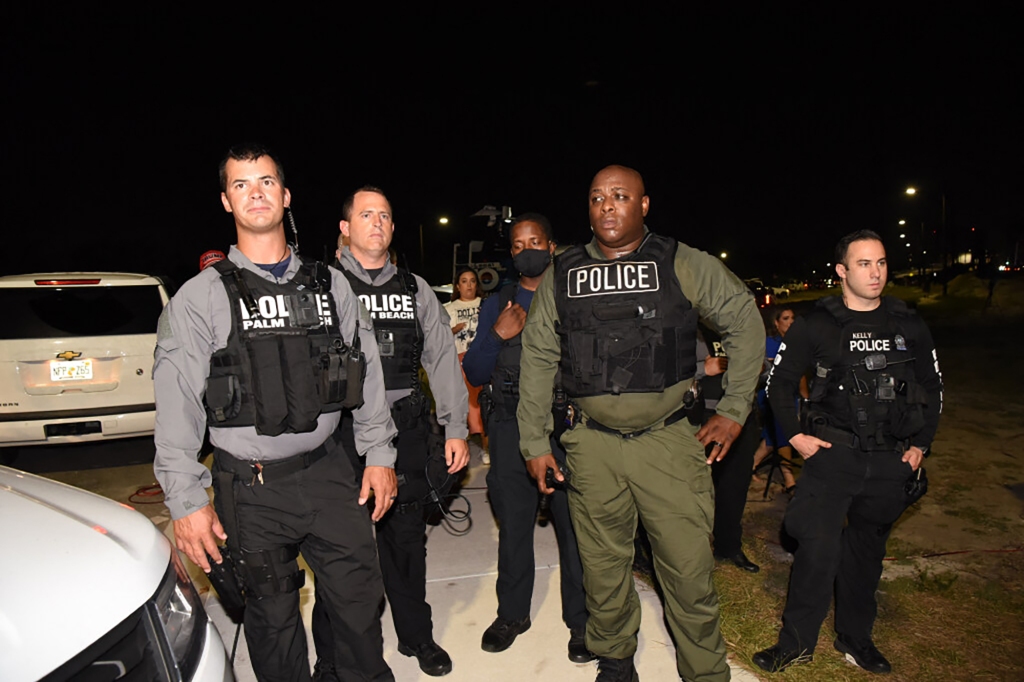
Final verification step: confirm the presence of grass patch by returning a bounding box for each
[711,549,1024,681]
[942,506,1012,533]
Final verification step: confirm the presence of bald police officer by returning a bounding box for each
[154,144,398,682]
[518,165,765,682]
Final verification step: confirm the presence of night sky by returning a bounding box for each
[5,7,1022,289]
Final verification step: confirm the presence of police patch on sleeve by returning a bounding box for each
[567,261,660,298]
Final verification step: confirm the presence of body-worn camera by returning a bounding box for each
[287,292,322,328]
[875,374,896,401]
[376,330,395,357]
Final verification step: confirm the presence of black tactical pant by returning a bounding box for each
[709,410,758,557]
[213,444,391,682]
[778,440,913,653]
[313,410,435,657]
[485,412,588,630]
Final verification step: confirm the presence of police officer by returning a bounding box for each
[518,165,765,682]
[753,230,942,674]
[154,144,399,682]
[461,213,592,663]
[697,326,762,573]
[311,185,470,678]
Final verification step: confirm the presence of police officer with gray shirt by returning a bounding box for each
[311,185,469,679]
[153,145,399,682]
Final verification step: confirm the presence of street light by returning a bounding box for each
[905,185,948,291]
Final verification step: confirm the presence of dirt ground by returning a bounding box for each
[720,274,1024,681]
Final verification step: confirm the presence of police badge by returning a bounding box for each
[895,334,907,351]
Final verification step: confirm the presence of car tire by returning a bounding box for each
[1,448,19,466]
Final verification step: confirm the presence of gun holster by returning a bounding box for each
[205,547,246,624]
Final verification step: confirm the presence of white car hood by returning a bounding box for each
[0,466,170,681]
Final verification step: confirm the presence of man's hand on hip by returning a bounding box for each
[361,465,398,522]
[697,414,744,464]
[790,433,832,459]
[173,505,227,573]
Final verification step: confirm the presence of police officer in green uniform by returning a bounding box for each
[517,165,765,682]
[753,230,942,675]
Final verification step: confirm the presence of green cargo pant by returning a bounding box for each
[559,415,730,682]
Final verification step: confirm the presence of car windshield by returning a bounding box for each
[0,285,163,339]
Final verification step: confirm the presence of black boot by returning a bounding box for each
[397,640,453,676]
[568,626,596,663]
[595,655,639,681]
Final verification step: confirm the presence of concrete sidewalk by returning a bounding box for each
[195,454,759,682]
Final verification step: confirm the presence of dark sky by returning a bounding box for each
[5,7,1022,287]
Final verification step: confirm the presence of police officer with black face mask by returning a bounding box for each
[462,213,593,665]
[154,144,399,682]
[753,230,943,675]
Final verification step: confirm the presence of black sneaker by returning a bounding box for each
[397,639,452,676]
[834,634,892,674]
[481,616,531,653]
[568,626,596,663]
[311,658,340,682]
[751,645,812,673]
[595,655,639,682]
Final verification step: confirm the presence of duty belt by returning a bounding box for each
[809,422,900,453]
[584,405,689,440]
[214,430,340,485]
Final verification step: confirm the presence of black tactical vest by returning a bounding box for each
[808,296,928,449]
[553,233,698,397]
[204,259,364,436]
[489,284,523,412]
[343,268,421,392]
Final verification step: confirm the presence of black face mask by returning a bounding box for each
[513,248,552,278]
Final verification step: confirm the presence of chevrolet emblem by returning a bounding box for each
[55,351,82,361]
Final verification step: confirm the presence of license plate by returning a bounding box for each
[51,359,93,381]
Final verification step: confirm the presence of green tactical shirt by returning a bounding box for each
[517,231,765,460]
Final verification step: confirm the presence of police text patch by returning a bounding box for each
[358,293,416,321]
[567,261,660,298]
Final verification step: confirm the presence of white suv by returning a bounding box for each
[0,465,233,681]
[0,273,169,452]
